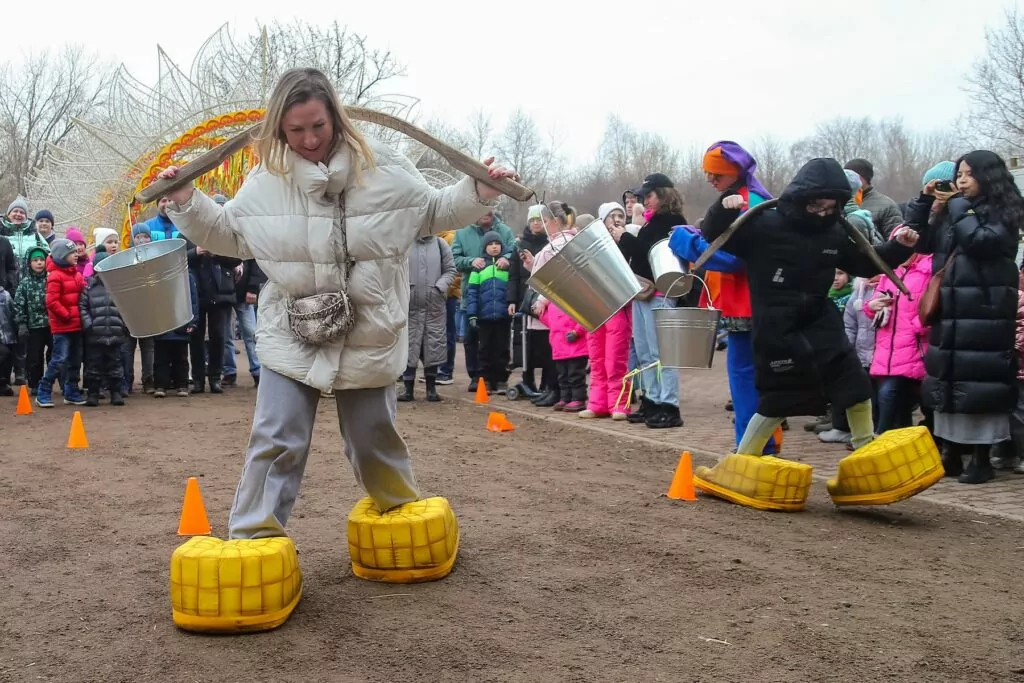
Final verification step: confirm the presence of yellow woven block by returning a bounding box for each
[827,426,943,506]
[347,497,460,583]
[170,537,302,633]
[693,453,813,512]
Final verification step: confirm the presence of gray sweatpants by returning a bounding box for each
[228,368,421,539]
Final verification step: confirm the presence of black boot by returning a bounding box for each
[398,379,415,402]
[940,443,964,478]
[110,390,125,406]
[425,376,441,402]
[533,389,559,407]
[627,397,653,424]
[959,445,994,485]
[85,390,100,407]
[209,378,223,394]
[648,403,683,429]
[191,379,205,394]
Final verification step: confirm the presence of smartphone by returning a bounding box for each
[934,180,953,193]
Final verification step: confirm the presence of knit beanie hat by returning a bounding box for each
[844,158,874,183]
[50,238,76,266]
[6,196,29,217]
[575,213,595,227]
[527,204,544,221]
[65,227,86,245]
[844,169,863,193]
[27,245,49,261]
[482,230,502,246]
[92,228,118,248]
[703,147,742,176]
[598,202,626,222]
[922,161,956,187]
[34,209,54,224]
[132,224,152,238]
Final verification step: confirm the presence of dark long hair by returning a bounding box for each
[957,150,1024,233]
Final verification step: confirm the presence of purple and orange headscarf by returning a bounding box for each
[702,141,773,201]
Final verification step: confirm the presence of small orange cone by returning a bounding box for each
[486,411,515,432]
[177,477,212,536]
[67,411,89,449]
[773,425,784,453]
[474,377,489,404]
[15,385,32,415]
[666,451,697,501]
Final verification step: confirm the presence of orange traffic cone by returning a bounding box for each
[773,425,785,454]
[486,412,515,432]
[67,411,89,449]
[474,377,489,404]
[177,477,212,536]
[666,451,697,501]
[16,385,32,415]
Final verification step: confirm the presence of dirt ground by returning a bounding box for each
[2,384,1024,683]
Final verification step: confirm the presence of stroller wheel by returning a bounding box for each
[506,386,520,400]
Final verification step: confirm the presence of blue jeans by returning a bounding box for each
[875,376,919,434]
[631,297,679,407]
[440,296,458,377]
[223,303,260,377]
[41,332,82,387]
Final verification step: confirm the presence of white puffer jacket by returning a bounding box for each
[167,138,498,391]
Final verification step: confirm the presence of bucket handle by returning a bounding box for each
[655,273,716,311]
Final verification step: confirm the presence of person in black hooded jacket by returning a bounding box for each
[610,173,688,429]
[696,159,919,506]
[79,250,128,406]
[905,150,1024,484]
[186,240,241,393]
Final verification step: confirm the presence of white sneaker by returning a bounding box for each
[819,429,852,444]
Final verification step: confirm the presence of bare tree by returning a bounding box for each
[0,46,112,196]
[966,8,1024,153]
[750,134,793,196]
[463,109,493,161]
[496,109,556,188]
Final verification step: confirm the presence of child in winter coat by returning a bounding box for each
[82,228,120,278]
[63,227,90,276]
[153,271,199,398]
[538,301,588,411]
[0,284,15,395]
[582,202,633,420]
[465,231,512,393]
[13,245,51,393]
[828,269,853,311]
[36,238,87,407]
[865,248,933,434]
[79,250,129,406]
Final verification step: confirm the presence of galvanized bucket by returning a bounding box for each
[648,237,693,298]
[528,219,642,332]
[654,276,722,369]
[93,238,193,338]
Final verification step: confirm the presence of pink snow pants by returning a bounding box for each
[586,308,632,415]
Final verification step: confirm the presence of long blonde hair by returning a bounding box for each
[254,68,376,180]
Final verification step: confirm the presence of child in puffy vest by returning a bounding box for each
[13,244,51,393]
[36,238,87,407]
[79,250,129,406]
[465,231,512,393]
[537,300,588,412]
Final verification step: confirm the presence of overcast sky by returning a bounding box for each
[4,0,1018,165]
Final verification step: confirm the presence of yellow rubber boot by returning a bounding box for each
[170,537,302,633]
[347,497,460,583]
[827,426,944,506]
[693,453,813,512]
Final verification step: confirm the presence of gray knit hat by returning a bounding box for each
[6,196,29,217]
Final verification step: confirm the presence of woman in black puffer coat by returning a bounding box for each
[907,150,1024,484]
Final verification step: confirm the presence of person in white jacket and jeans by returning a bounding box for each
[158,68,516,541]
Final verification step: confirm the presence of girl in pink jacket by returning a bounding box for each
[538,302,588,411]
[864,249,933,434]
[579,202,632,420]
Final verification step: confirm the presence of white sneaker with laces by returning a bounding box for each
[818,429,852,444]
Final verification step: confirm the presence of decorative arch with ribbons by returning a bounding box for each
[120,109,265,247]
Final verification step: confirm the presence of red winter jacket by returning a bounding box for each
[46,257,85,333]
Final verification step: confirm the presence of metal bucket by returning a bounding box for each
[527,220,642,332]
[648,237,693,298]
[93,238,193,338]
[653,275,721,369]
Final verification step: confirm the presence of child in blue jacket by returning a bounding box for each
[465,231,512,392]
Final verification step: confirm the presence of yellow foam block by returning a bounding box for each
[827,426,943,506]
[347,497,460,583]
[170,537,302,633]
[694,453,813,512]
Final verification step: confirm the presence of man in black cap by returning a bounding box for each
[843,159,904,238]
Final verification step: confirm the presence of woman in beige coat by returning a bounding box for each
[159,68,516,541]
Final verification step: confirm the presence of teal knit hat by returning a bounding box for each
[922,161,956,187]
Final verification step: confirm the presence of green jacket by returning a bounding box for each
[13,268,49,330]
[450,220,516,274]
[0,218,47,279]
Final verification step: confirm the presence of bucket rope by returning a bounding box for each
[615,360,661,412]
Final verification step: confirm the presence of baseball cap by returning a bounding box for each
[632,172,675,197]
